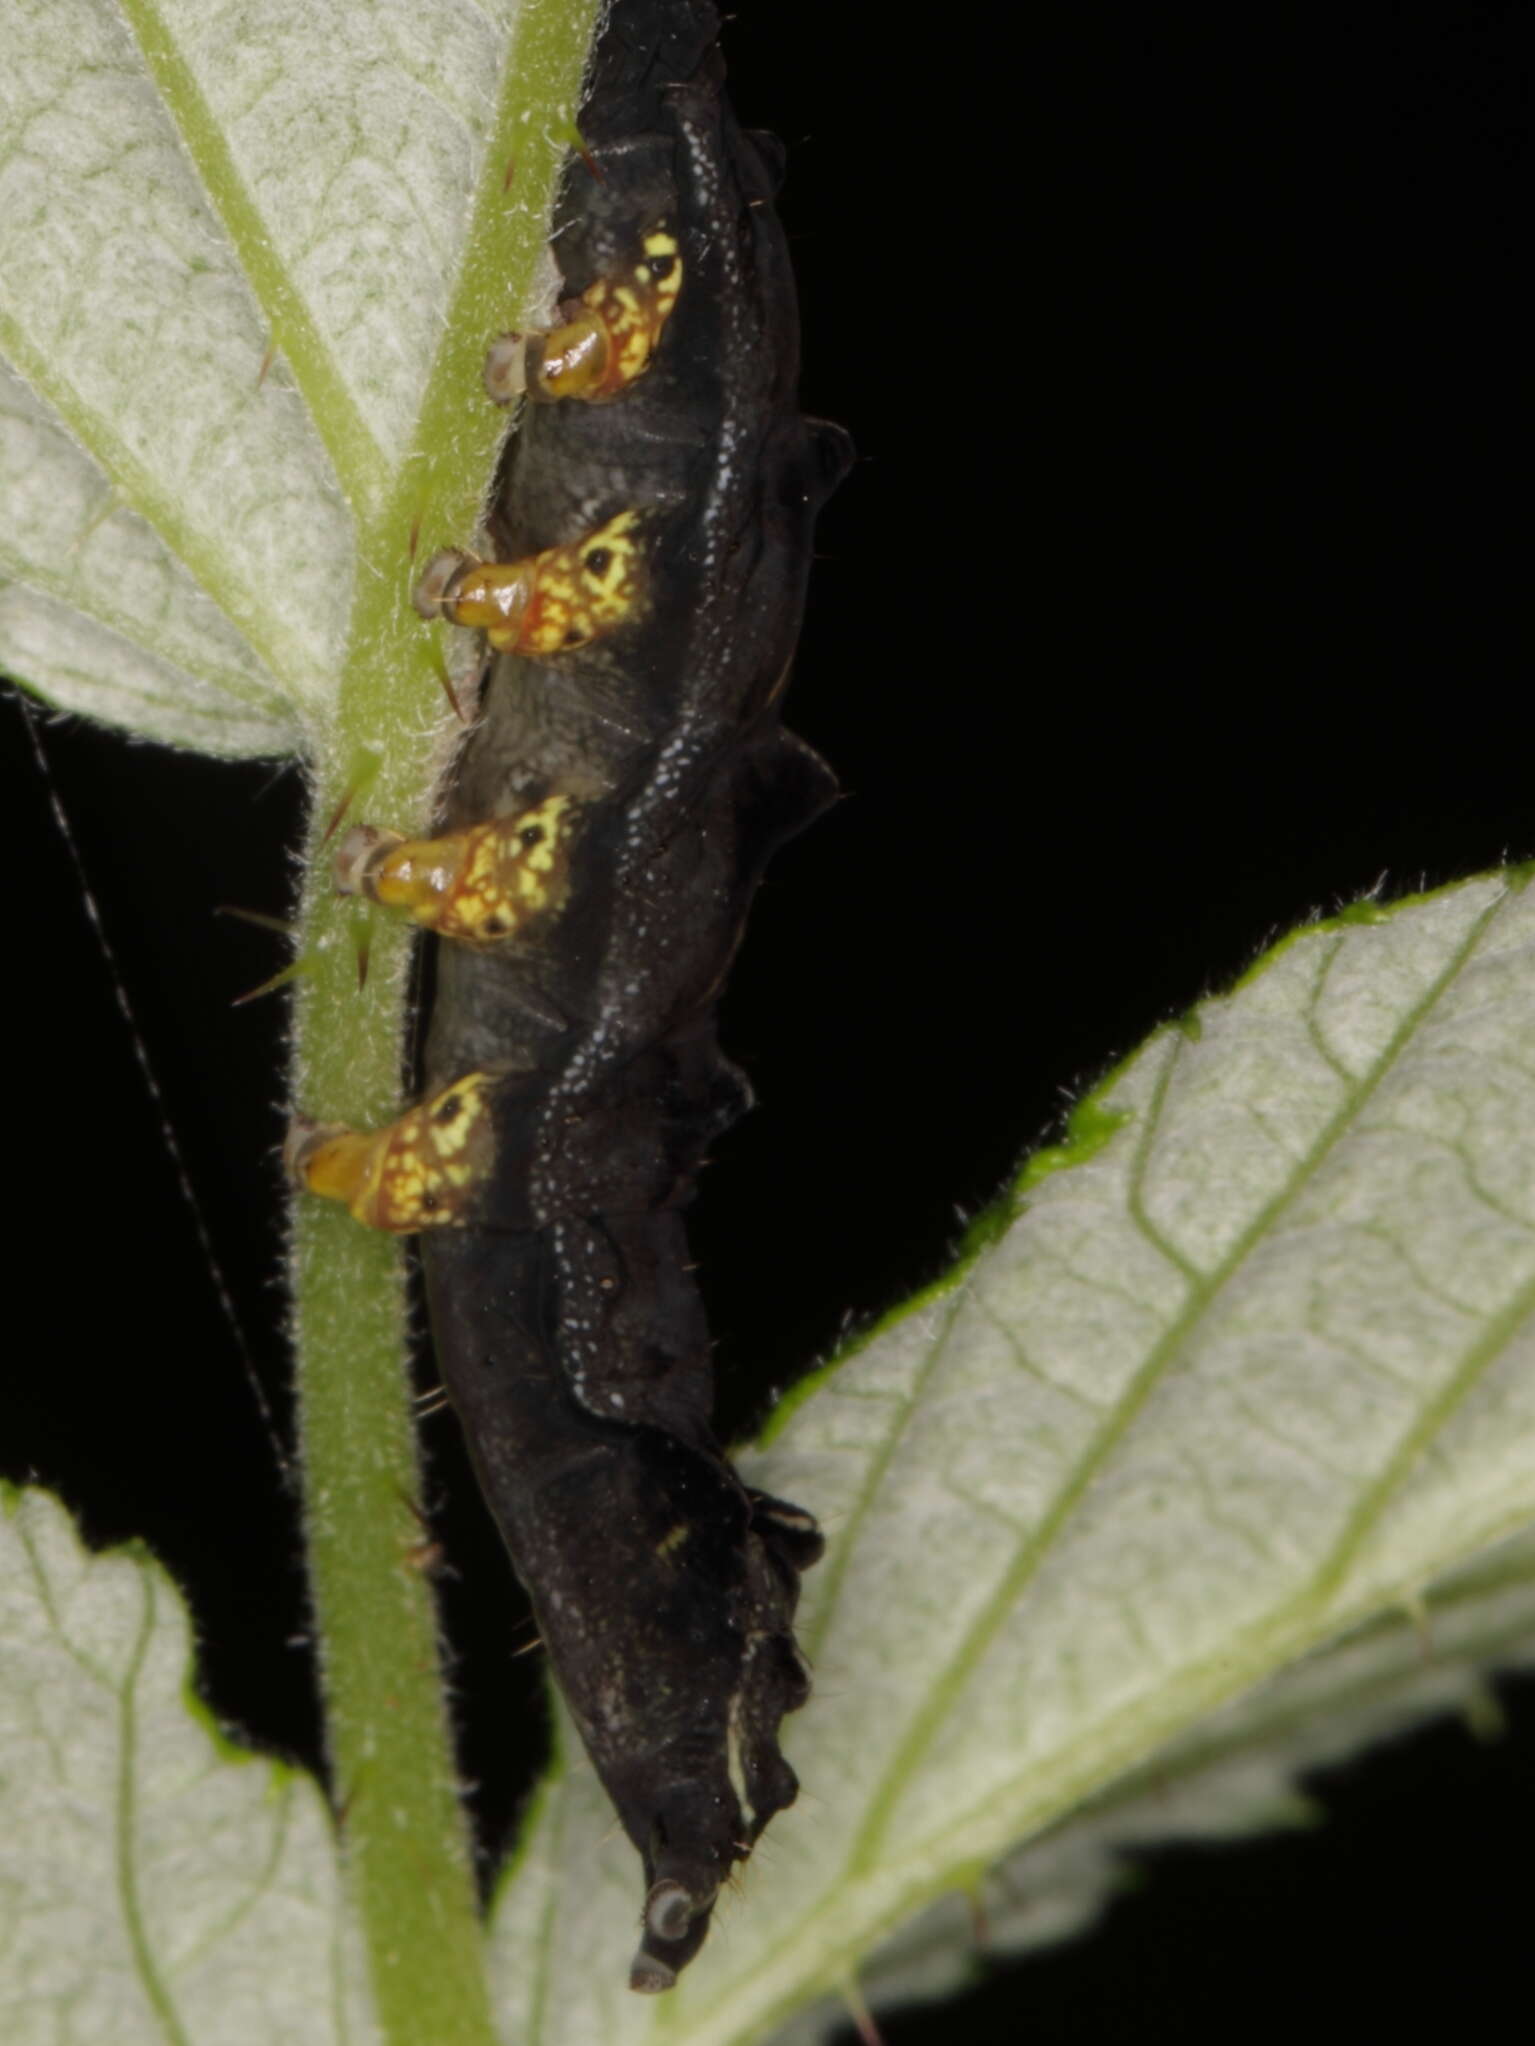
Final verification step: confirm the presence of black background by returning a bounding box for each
[1,4,1528,2041]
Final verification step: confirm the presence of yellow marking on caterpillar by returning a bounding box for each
[289,1072,497,1233]
[519,511,641,654]
[485,226,682,405]
[656,1523,691,1559]
[343,793,577,946]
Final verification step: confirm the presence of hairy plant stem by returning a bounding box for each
[285,6,603,2039]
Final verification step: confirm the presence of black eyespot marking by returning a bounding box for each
[648,253,675,281]
[562,628,583,646]
[585,547,613,576]
[520,824,546,847]
[482,916,509,935]
[433,1093,462,1124]
[421,1190,440,1211]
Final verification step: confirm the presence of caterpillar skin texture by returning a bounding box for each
[421,0,851,1992]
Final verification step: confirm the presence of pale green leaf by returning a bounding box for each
[0,1486,377,2046]
[0,358,299,753]
[0,0,547,754]
[768,1523,1535,2041]
[487,870,1535,2045]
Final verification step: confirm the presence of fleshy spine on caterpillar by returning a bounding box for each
[484,224,682,404]
[413,509,643,656]
[287,1071,498,1233]
[332,791,577,945]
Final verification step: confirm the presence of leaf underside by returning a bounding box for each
[0,1486,379,2046]
[0,0,548,757]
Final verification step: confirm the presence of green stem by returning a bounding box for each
[288,6,603,2041]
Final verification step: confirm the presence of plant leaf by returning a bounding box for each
[0,358,300,754]
[765,1522,1535,2041]
[487,870,1535,2045]
[0,0,537,753]
[0,1486,375,2046]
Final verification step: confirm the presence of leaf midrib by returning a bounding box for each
[116,0,390,521]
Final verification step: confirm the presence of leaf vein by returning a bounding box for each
[843,882,1512,1875]
[113,0,390,519]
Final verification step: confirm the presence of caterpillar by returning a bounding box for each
[291,0,849,1992]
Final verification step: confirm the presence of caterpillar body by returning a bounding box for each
[296,0,849,1990]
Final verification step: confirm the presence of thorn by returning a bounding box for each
[215,903,295,937]
[356,932,371,992]
[322,754,383,849]
[334,1775,362,1832]
[503,151,517,191]
[396,1485,432,1533]
[556,119,604,184]
[408,507,422,563]
[232,958,308,1007]
[511,1632,546,1661]
[257,337,278,389]
[395,1485,448,1576]
[322,782,360,846]
[432,644,465,722]
[406,1536,446,1576]
[414,1389,451,1419]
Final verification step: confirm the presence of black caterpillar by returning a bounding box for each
[291,0,849,1991]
